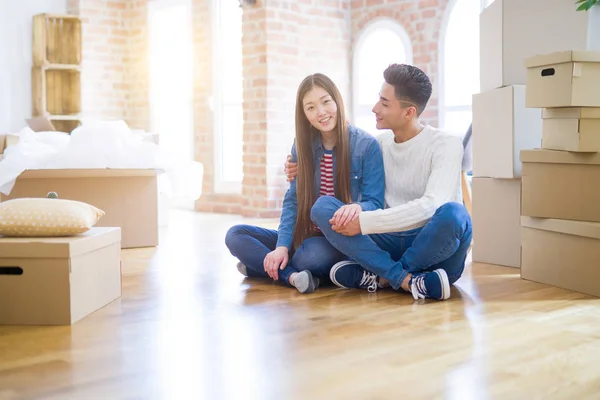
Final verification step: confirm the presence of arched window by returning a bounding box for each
[352,19,413,136]
[439,0,494,134]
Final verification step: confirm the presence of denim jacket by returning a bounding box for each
[276,124,385,249]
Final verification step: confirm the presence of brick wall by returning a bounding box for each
[69,0,149,130]
[68,0,450,217]
[125,0,149,131]
[195,0,351,217]
[351,0,448,127]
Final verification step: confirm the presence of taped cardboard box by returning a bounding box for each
[521,216,600,298]
[0,227,122,325]
[521,149,600,223]
[472,177,522,268]
[541,107,600,152]
[525,50,600,108]
[0,169,159,248]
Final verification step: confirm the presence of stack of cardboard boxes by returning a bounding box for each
[519,50,600,297]
[471,0,600,269]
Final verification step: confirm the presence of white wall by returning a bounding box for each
[0,0,67,133]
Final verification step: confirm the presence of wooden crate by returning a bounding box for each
[49,118,81,134]
[32,14,82,67]
[32,66,81,117]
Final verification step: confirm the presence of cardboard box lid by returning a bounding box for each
[0,227,121,258]
[542,107,600,119]
[522,216,600,240]
[520,149,600,165]
[525,50,600,68]
[17,168,160,179]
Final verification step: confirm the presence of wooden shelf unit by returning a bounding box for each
[31,14,82,133]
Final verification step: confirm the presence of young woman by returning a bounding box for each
[225,73,385,294]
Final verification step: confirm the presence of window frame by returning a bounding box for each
[351,18,413,134]
[211,0,243,194]
[438,0,494,131]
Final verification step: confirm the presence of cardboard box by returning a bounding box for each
[472,177,521,268]
[472,85,542,178]
[480,0,600,92]
[0,227,122,325]
[521,149,600,223]
[0,169,159,248]
[521,216,600,298]
[525,50,600,108]
[542,107,600,152]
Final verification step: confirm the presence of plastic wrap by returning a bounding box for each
[0,121,203,200]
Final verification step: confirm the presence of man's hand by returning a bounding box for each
[284,155,297,182]
[330,215,362,236]
[331,203,362,227]
[264,246,289,280]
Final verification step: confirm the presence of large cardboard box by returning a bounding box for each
[525,50,600,108]
[472,85,542,178]
[521,216,600,298]
[0,169,159,248]
[480,0,600,92]
[521,149,600,223]
[472,177,521,268]
[541,107,600,152]
[0,227,122,325]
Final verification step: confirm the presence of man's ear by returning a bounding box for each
[407,106,419,119]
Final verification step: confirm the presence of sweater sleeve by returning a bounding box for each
[358,136,464,235]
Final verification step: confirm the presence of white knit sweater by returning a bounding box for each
[359,125,464,234]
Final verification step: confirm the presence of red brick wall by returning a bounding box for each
[69,0,451,217]
[69,0,149,130]
[351,0,448,127]
[195,0,351,217]
[125,0,149,131]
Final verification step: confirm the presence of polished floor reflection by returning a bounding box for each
[1,209,600,399]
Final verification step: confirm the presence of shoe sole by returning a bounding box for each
[434,269,451,300]
[329,260,357,289]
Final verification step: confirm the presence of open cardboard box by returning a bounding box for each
[0,168,159,249]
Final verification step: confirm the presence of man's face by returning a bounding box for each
[372,82,417,131]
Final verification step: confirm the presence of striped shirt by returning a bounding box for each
[314,149,335,234]
[319,149,334,197]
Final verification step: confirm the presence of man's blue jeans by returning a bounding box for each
[310,197,473,291]
[225,225,347,285]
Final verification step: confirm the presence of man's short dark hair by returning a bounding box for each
[383,64,432,116]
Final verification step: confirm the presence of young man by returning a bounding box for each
[285,64,472,301]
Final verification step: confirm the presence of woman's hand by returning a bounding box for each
[264,246,289,280]
[331,203,362,227]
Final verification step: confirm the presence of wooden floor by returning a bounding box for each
[1,210,600,399]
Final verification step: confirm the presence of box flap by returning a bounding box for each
[0,227,121,258]
[521,216,600,240]
[18,168,161,179]
[520,149,600,165]
[542,107,600,119]
[524,50,600,68]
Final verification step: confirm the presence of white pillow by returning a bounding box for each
[0,198,105,237]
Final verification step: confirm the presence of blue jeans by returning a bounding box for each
[225,224,347,285]
[310,198,473,291]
